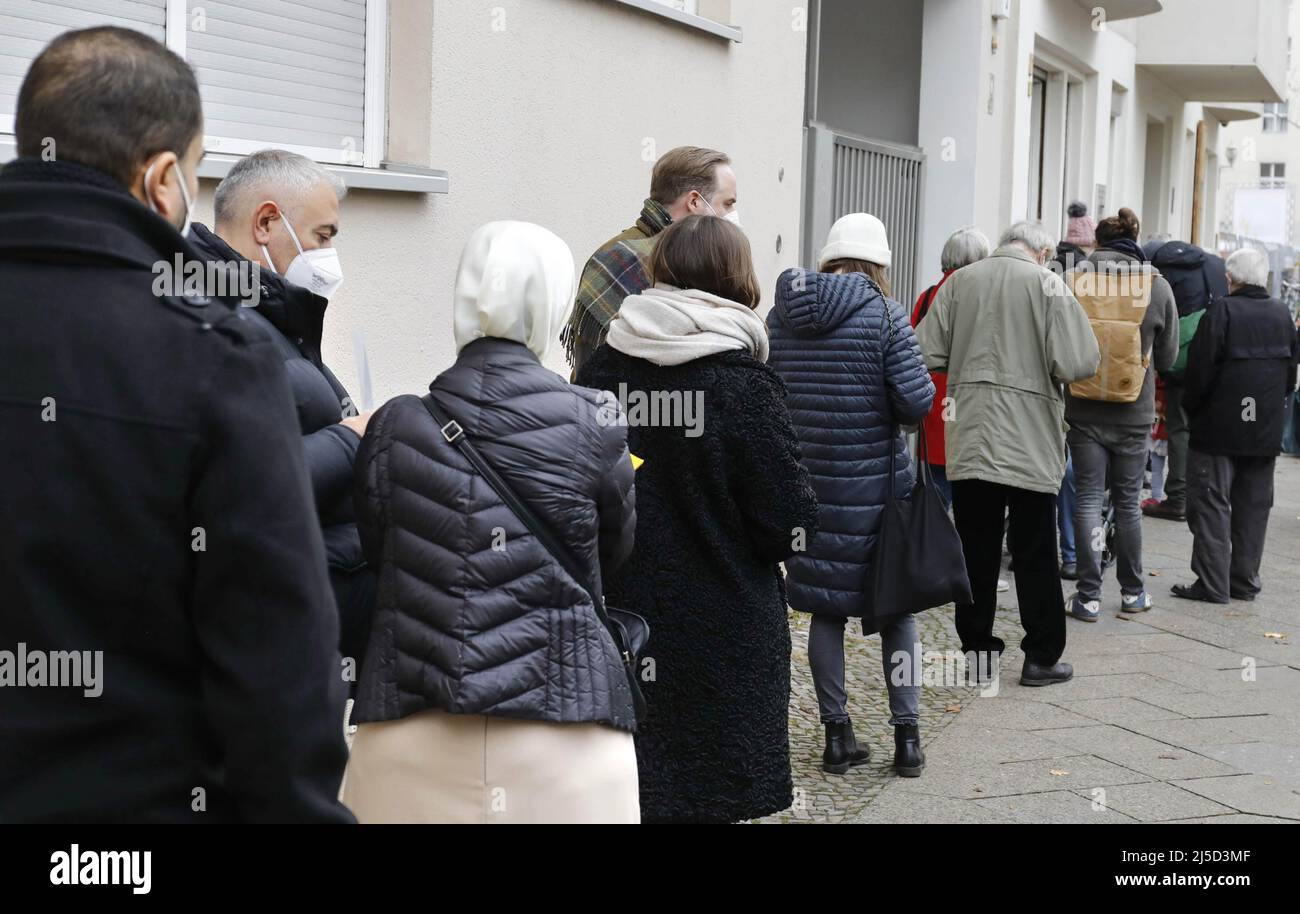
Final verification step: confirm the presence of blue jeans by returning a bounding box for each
[1057,453,1076,564]
[1069,425,1148,602]
[930,463,952,511]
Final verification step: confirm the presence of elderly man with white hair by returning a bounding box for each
[189,149,375,665]
[1172,247,1300,604]
[917,220,1099,687]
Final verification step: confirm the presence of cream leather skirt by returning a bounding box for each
[341,708,639,824]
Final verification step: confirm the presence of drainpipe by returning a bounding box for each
[1191,119,1207,246]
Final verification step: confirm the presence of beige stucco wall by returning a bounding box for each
[191,0,810,406]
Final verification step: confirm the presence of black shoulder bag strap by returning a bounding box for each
[419,394,647,719]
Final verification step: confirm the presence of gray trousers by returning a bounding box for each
[1164,382,1191,510]
[1187,450,1275,601]
[808,613,920,727]
[1068,424,1149,602]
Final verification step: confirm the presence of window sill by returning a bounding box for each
[0,137,450,195]
[197,153,449,194]
[611,0,742,42]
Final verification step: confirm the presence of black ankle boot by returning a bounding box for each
[823,719,870,774]
[893,724,925,777]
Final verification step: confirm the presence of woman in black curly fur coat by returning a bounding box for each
[577,216,819,823]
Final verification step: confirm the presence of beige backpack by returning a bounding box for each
[1066,267,1154,403]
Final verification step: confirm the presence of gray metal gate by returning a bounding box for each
[803,123,926,305]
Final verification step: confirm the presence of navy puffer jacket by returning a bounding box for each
[766,269,934,619]
[350,337,639,731]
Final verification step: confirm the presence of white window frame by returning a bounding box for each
[1260,161,1287,189]
[1262,101,1290,134]
[163,0,386,169]
[611,0,741,42]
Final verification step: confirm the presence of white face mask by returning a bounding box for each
[702,194,742,228]
[144,159,193,239]
[261,209,344,300]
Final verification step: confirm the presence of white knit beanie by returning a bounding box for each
[818,212,892,270]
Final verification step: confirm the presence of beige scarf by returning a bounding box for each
[606,284,769,366]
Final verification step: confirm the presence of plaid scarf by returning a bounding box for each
[562,198,673,373]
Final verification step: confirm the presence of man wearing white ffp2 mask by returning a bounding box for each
[261,207,344,300]
[189,148,377,668]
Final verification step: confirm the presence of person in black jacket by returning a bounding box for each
[1172,249,1300,604]
[0,27,352,822]
[579,216,821,823]
[343,221,641,823]
[189,149,374,665]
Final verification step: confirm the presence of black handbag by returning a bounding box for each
[866,306,972,634]
[420,394,649,720]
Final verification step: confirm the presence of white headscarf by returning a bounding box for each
[453,221,576,361]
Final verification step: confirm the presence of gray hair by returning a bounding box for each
[941,226,992,272]
[999,220,1055,256]
[1226,248,1269,288]
[214,148,346,228]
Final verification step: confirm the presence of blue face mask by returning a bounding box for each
[143,159,194,239]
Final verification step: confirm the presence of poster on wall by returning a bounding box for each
[1232,187,1291,245]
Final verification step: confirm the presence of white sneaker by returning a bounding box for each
[997,578,1010,593]
[1121,591,1153,613]
[1069,592,1100,622]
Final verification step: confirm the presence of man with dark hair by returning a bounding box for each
[0,27,352,823]
[562,145,737,373]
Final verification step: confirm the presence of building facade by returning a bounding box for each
[1,0,1289,398]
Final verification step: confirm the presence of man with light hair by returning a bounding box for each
[562,145,739,373]
[191,148,376,663]
[917,220,1099,687]
[1172,247,1299,603]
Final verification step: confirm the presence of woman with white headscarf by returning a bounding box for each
[342,222,641,823]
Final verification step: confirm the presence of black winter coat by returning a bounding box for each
[188,224,363,574]
[766,270,934,625]
[1183,285,1299,457]
[351,338,639,730]
[577,344,820,824]
[0,159,351,823]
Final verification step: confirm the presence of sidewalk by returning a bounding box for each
[850,453,1300,823]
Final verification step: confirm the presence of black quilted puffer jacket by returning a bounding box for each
[349,337,639,731]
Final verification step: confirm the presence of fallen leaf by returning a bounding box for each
[1149,570,1161,577]
[1050,769,1070,776]
[945,705,962,713]
[1158,753,1181,760]
[1265,632,1288,640]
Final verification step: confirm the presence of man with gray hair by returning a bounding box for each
[917,220,1099,686]
[1172,247,1299,603]
[191,148,376,662]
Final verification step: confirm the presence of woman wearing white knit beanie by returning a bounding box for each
[819,212,894,292]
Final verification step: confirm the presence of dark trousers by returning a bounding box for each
[1163,381,1191,510]
[1187,450,1275,601]
[952,479,1067,666]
